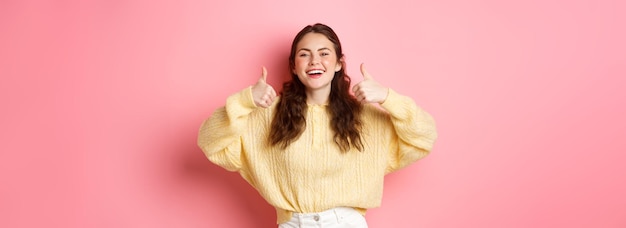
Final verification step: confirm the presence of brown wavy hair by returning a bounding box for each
[269,23,363,152]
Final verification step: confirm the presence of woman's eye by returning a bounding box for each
[299,53,309,57]
[321,52,330,56]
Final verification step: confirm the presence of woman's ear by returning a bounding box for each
[290,63,296,75]
[335,55,345,72]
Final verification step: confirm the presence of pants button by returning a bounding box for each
[313,215,320,221]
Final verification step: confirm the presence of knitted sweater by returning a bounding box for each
[197,87,437,224]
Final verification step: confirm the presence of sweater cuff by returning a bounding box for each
[225,86,258,115]
[242,86,257,109]
[380,88,406,110]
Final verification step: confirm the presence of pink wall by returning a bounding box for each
[1,0,625,227]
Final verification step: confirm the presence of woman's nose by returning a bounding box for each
[309,54,320,65]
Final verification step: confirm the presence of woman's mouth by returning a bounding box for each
[307,69,325,78]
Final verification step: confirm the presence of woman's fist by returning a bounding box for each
[251,67,277,108]
[352,63,389,104]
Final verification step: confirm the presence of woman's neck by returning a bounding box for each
[305,88,330,105]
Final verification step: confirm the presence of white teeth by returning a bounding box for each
[307,70,324,74]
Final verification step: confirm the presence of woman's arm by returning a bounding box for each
[198,67,277,172]
[352,64,438,172]
[197,87,258,172]
[380,89,438,173]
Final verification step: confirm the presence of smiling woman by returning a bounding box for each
[291,32,343,99]
[197,23,438,228]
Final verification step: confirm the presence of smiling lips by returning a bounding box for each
[306,69,325,78]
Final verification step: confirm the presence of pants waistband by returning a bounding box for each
[291,207,355,222]
[293,207,355,217]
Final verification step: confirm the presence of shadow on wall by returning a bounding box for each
[171,29,293,227]
[179,135,276,227]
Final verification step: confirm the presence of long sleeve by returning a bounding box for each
[379,89,438,173]
[197,87,257,172]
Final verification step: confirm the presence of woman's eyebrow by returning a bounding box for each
[297,47,331,52]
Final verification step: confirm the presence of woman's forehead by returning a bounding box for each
[296,33,335,51]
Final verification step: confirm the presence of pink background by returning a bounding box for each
[1,0,625,227]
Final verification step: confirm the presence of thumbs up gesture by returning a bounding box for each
[252,66,277,108]
[352,63,389,104]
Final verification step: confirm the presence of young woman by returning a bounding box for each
[198,23,437,228]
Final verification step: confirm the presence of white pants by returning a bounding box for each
[278,207,368,228]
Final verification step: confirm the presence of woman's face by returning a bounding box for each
[292,32,342,93]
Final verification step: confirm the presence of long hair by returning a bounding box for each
[269,23,363,152]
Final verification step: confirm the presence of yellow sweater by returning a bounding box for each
[198,87,437,224]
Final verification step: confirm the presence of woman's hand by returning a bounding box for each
[352,63,389,104]
[251,67,277,108]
